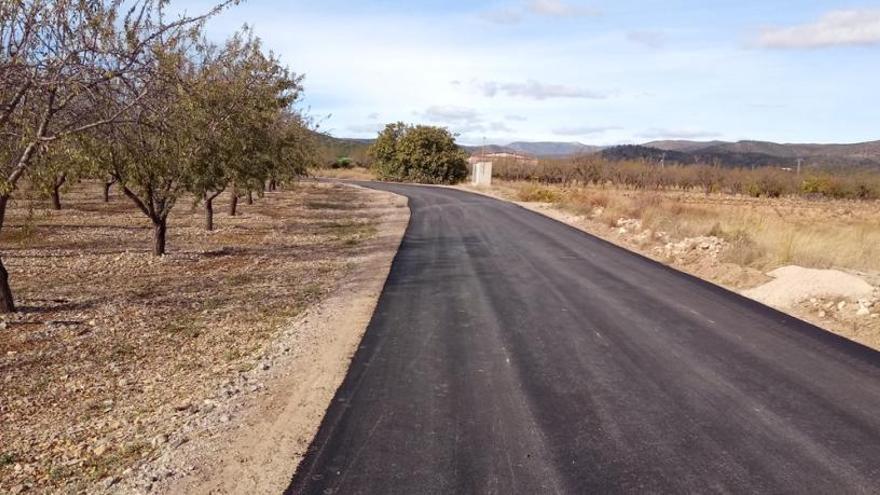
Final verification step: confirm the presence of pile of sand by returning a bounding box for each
[743,265,875,309]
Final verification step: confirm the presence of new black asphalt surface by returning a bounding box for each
[287,182,880,494]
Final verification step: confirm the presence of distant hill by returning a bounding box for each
[601,145,692,164]
[315,133,373,163]
[505,142,601,157]
[641,139,880,168]
[459,144,515,155]
[643,140,727,152]
[318,132,880,169]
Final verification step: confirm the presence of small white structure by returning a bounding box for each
[472,161,493,186]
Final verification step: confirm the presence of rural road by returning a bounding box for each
[287,183,880,494]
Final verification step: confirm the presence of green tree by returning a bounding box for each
[369,123,468,184]
[0,0,226,312]
[187,29,312,228]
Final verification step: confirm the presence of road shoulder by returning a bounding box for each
[116,184,409,495]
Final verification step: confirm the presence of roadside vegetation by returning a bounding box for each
[493,155,880,200]
[492,154,880,274]
[507,182,880,273]
[369,123,468,184]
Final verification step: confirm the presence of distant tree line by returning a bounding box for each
[0,0,319,312]
[492,156,880,200]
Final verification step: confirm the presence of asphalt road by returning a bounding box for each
[287,183,880,494]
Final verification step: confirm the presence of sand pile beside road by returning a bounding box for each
[744,265,875,309]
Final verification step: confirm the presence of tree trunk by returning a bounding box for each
[205,195,214,231]
[51,187,62,210]
[268,179,277,192]
[0,195,15,313]
[0,256,14,313]
[51,173,67,210]
[153,218,167,256]
[246,190,253,205]
[229,194,238,216]
[0,195,7,236]
[103,181,113,202]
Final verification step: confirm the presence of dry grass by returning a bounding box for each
[311,166,375,181]
[0,180,387,493]
[509,181,880,273]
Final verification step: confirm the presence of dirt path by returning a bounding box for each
[101,185,409,494]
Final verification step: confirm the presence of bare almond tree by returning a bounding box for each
[0,0,229,312]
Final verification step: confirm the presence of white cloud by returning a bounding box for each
[346,123,383,134]
[366,112,380,120]
[478,79,605,100]
[489,121,514,133]
[637,128,721,139]
[505,114,528,122]
[527,0,599,18]
[482,1,597,24]
[422,105,482,124]
[627,30,667,48]
[553,125,620,136]
[756,9,880,48]
[481,8,523,25]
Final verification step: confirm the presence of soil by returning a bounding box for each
[0,180,408,494]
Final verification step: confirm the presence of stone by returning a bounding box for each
[151,434,169,447]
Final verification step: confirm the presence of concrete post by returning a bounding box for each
[472,161,493,186]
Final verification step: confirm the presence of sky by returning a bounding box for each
[173,0,880,146]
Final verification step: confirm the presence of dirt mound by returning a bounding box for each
[743,266,876,309]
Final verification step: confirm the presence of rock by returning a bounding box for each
[92,444,108,457]
[102,476,120,488]
[9,484,25,494]
[174,401,192,412]
[818,310,826,318]
[857,305,871,317]
[170,436,188,448]
[837,301,847,311]
[151,434,169,447]
[261,362,271,371]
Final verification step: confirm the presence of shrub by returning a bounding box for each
[369,123,468,184]
[330,157,354,169]
[516,183,560,202]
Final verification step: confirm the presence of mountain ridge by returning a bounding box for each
[318,132,880,168]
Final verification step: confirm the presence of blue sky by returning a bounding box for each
[175,0,880,145]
